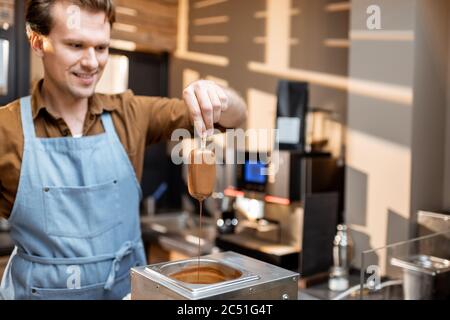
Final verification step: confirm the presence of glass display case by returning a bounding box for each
[327,213,450,300]
[357,213,450,300]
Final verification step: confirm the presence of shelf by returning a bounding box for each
[350,30,415,42]
[254,8,301,19]
[192,35,229,43]
[253,37,299,45]
[247,61,413,106]
[175,50,229,66]
[193,0,227,9]
[324,2,351,12]
[193,15,229,26]
[323,38,350,48]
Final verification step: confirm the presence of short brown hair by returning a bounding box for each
[26,0,116,35]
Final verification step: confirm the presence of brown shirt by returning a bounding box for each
[0,79,194,219]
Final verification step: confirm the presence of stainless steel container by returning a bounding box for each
[131,251,299,300]
[391,255,450,300]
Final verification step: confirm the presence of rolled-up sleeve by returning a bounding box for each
[130,95,194,145]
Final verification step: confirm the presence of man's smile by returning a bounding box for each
[71,71,97,85]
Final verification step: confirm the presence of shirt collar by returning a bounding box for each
[31,79,117,119]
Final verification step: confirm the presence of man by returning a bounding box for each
[0,0,246,300]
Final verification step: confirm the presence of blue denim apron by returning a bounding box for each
[0,96,146,299]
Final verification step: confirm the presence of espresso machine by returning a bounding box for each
[215,151,340,274]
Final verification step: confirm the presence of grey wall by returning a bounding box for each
[169,0,350,121]
[410,0,449,223]
[444,3,450,210]
[170,0,450,272]
[346,0,450,271]
[346,0,416,269]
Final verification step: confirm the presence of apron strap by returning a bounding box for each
[104,241,136,290]
[16,239,142,291]
[19,96,36,140]
[0,246,18,300]
[99,110,144,201]
[101,112,121,144]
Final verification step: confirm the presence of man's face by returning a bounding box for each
[39,1,110,99]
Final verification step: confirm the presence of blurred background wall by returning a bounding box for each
[169,0,450,271]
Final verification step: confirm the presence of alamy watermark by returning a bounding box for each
[170,128,281,176]
[66,5,81,30]
[365,265,381,290]
[66,265,81,289]
[366,5,382,30]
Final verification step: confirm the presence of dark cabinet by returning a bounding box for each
[0,0,30,106]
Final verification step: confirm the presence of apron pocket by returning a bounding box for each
[30,271,130,300]
[43,179,121,238]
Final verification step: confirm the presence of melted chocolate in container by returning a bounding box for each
[187,142,216,281]
[169,265,242,284]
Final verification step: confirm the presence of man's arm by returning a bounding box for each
[183,80,247,137]
[128,80,247,145]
